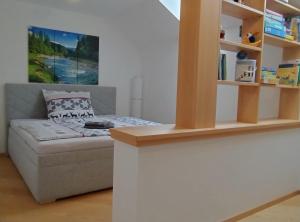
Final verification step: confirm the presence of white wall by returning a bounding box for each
[113,129,300,222]
[141,14,284,123]
[0,0,141,153]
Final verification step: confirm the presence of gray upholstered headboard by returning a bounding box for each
[5,83,116,123]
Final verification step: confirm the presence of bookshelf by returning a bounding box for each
[220,0,300,124]
[112,0,300,147]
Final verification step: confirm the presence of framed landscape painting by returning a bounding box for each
[28,26,99,85]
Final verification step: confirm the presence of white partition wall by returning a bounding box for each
[113,129,300,222]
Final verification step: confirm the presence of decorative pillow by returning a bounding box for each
[42,89,95,120]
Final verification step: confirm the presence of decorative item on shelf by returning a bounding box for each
[261,67,278,85]
[237,50,248,60]
[276,63,300,87]
[235,58,256,82]
[243,32,262,47]
[220,29,225,39]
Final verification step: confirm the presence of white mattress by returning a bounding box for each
[10,122,114,155]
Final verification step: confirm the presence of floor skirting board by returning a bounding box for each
[224,191,300,222]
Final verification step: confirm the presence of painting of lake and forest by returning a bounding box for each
[28,26,99,85]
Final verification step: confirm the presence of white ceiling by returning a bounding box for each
[18,0,148,18]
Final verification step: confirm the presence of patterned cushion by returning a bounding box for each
[42,90,95,120]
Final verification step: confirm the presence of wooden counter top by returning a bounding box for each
[110,119,300,147]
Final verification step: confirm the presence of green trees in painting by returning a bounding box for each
[76,35,99,62]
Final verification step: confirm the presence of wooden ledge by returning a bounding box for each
[110,119,300,147]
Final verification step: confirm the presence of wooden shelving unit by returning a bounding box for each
[220,0,300,125]
[113,0,300,145]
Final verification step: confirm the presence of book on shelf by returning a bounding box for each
[276,63,300,87]
[265,26,286,38]
[261,67,277,85]
[218,54,227,81]
[285,17,300,42]
[265,9,284,23]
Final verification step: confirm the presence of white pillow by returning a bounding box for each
[42,89,95,120]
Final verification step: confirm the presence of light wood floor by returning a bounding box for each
[0,155,112,222]
[1,155,300,222]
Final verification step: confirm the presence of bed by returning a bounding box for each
[5,83,156,204]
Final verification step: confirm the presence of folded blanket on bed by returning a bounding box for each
[11,116,160,141]
[11,120,83,141]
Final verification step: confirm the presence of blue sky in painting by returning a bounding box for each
[28,26,82,49]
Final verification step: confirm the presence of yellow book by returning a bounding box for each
[276,64,299,87]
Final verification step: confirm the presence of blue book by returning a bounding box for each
[265,17,285,31]
[265,26,286,38]
[265,13,285,23]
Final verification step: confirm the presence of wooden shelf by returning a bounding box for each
[261,83,300,89]
[264,33,300,48]
[110,119,300,147]
[218,80,260,87]
[222,0,264,19]
[220,39,262,52]
[266,0,300,16]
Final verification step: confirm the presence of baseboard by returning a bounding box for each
[224,191,300,222]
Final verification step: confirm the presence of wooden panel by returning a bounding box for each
[243,0,266,11]
[218,80,260,87]
[176,0,222,129]
[279,88,300,120]
[222,0,264,19]
[266,0,300,16]
[265,34,300,48]
[237,86,260,123]
[283,47,300,61]
[110,119,300,147]
[220,39,262,52]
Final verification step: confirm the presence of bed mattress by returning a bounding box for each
[10,122,114,155]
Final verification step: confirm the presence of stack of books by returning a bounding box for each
[265,9,286,38]
[218,54,227,80]
[277,60,300,87]
[285,16,300,42]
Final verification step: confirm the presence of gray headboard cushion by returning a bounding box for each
[5,83,116,123]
